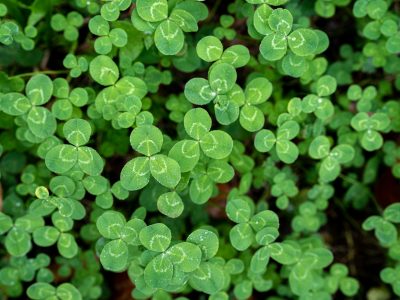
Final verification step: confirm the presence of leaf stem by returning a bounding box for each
[205,0,222,23]
[10,70,69,79]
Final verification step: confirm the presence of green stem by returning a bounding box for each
[205,0,222,23]
[10,70,69,78]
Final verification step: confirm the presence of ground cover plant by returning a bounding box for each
[0,0,400,299]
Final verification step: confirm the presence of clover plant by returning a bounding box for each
[0,0,400,299]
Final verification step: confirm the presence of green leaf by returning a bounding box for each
[268,8,293,34]
[209,63,237,94]
[331,144,355,164]
[184,78,215,105]
[83,175,108,195]
[109,28,128,48]
[376,219,398,247]
[319,156,341,182]
[26,74,53,105]
[144,254,173,289]
[33,226,60,247]
[120,157,151,191]
[136,0,168,22]
[256,227,279,245]
[96,211,126,239]
[169,9,198,32]
[309,136,331,159]
[27,106,57,139]
[254,130,276,152]
[207,160,234,184]
[1,93,31,115]
[386,32,400,54]
[370,112,390,130]
[89,55,119,86]
[383,203,400,223]
[130,125,163,156]
[100,239,129,272]
[157,191,184,218]
[253,4,273,35]
[196,36,223,62]
[340,277,359,297]
[301,248,333,269]
[121,218,146,246]
[154,20,185,55]
[189,175,214,204]
[250,246,270,274]
[56,283,82,300]
[139,223,171,252]
[77,147,104,176]
[288,29,319,56]
[362,216,380,231]
[230,223,254,251]
[289,263,313,295]
[214,96,240,125]
[240,105,265,132]
[150,154,181,188]
[45,145,78,174]
[184,108,212,140]
[281,52,308,77]
[187,229,219,260]
[88,15,110,36]
[269,242,299,265]
[226,198,252,223]
[200,130,233,159]
[27,283,56,299]
[350,112,369,131]
[100,1,119,22]
[0,212,13,234]
[361,130,383,151]
[189,262,224,295]
[277,120,299,140]
[260,32,288,61]
[168,140,200,172]
[316,75,337,97]
[63,118,91,147]
[15,214,45,232]
[220,45,250,68]
[366,0,388,19]
[276,140,299,164]
[245,77,273,105]
[57,233,78,258]
[5,227,32,257]
[166,242,202,272]
[250,210,280,231]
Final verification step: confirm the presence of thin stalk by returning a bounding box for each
[10,70,69,78]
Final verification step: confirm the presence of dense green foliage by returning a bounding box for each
[0,0,400,299]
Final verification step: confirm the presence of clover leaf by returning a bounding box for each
[258,8,319,61]
[120,124,181,191]
[32,212,79,258]
[363,203,400,247]
[89,15,128,54]
[27,282,82,300]
[133,0,204,55]
[45,119,104,176]
[254,120,300,164]
[0,212,44,257]
[351,112,390,151]
[1,74,55,140]
[96,211,146,271]
[51,12,84,42]
[239,77,273,132]
[309,136,355,182]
